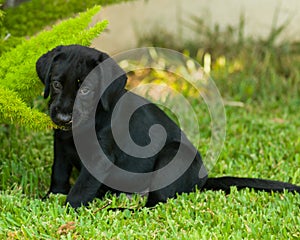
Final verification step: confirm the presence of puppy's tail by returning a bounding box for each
[203,177,300,193]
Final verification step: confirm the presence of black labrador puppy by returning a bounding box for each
[36,45,300,208]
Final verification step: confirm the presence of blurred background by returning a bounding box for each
[92,0,300,54]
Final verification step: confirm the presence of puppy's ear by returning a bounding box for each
[96,52,127,111]
[101,73,127,111]
[36,46,64,99]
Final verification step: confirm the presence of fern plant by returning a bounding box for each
[0,6,108,130]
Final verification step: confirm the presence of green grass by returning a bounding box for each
[0,102,299,239]
[0,189,299,239]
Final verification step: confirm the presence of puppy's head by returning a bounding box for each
[36,45,127,130]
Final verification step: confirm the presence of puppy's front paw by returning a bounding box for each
[65,197,87,209]
[50,183,71,195]
[65,192,92,208]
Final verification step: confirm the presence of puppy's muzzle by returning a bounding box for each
[56,113,73,130]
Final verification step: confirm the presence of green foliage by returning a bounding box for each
[138,14,300,103]
[0,9,3,26]
[0,6,7,46]
[0,35,23,54]
[0,6,108,130]
[4,0,134,37]
[0,87,54,130]
[0,2,23,54]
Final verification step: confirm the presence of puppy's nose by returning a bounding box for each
[56,113,72,123]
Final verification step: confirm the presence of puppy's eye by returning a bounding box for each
[79,86,90,95]
[52,81,63,90]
